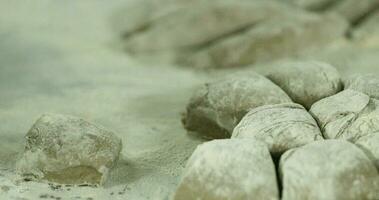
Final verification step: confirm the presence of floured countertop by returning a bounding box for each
[0,1,378,200]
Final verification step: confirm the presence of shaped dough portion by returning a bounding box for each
[17,113,122,185]
[265,61,342,109]
[174,139,279,200]
[182,72,291,139]
[310,90,379,141]
[280,140,379,200]
[233,103,323,155]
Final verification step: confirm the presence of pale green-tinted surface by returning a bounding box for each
[0,1,378,200]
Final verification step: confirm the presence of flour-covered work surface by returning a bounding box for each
[0,0,379,200]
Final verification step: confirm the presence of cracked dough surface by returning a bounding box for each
[232,103,323,155]
[310,89,379,141]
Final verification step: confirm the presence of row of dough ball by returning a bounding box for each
[14,60,379,194]
[178,61,379,199]
[182,61,342,139]
[173,139,379,200]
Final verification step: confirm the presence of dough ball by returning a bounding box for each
[344,74,379,99]
[182,72,292,139]
[310,89,379,141]
[265,61,342,109]
[280,140,379,200]
[355,133,379,170]
[174,139,279,200]
[16,113,122,185]
[232,103,323,155]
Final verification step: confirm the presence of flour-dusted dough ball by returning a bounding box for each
[232,103,323,155]
[310,89,379,141]
[355,133,379,169]
[280,140,379,200]
[173,139,279,200]
[179,12,347,68]
[265,61,342,109]
[182,72,292,139]
[344,74,379,99]
[16,114,122,185]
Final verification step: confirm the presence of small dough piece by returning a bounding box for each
[173,139,279,200]
[182,72,292,139]
[310,89,379,141]
[265,61,342,109]
[280,140,379,200]
[232,103,323,155]
[355,133,379,169]
[16,114,122,185]
[344,74,379,99]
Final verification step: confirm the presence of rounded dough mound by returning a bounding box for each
[232,103,323,155]
[182,72,292,139]
[265,61,342,109]
[174,139,279,200]
[344,74,379,99]
[355,133,379,170]
[280,140,379,200]
[16,113,122,185]
[310,89,379,142]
